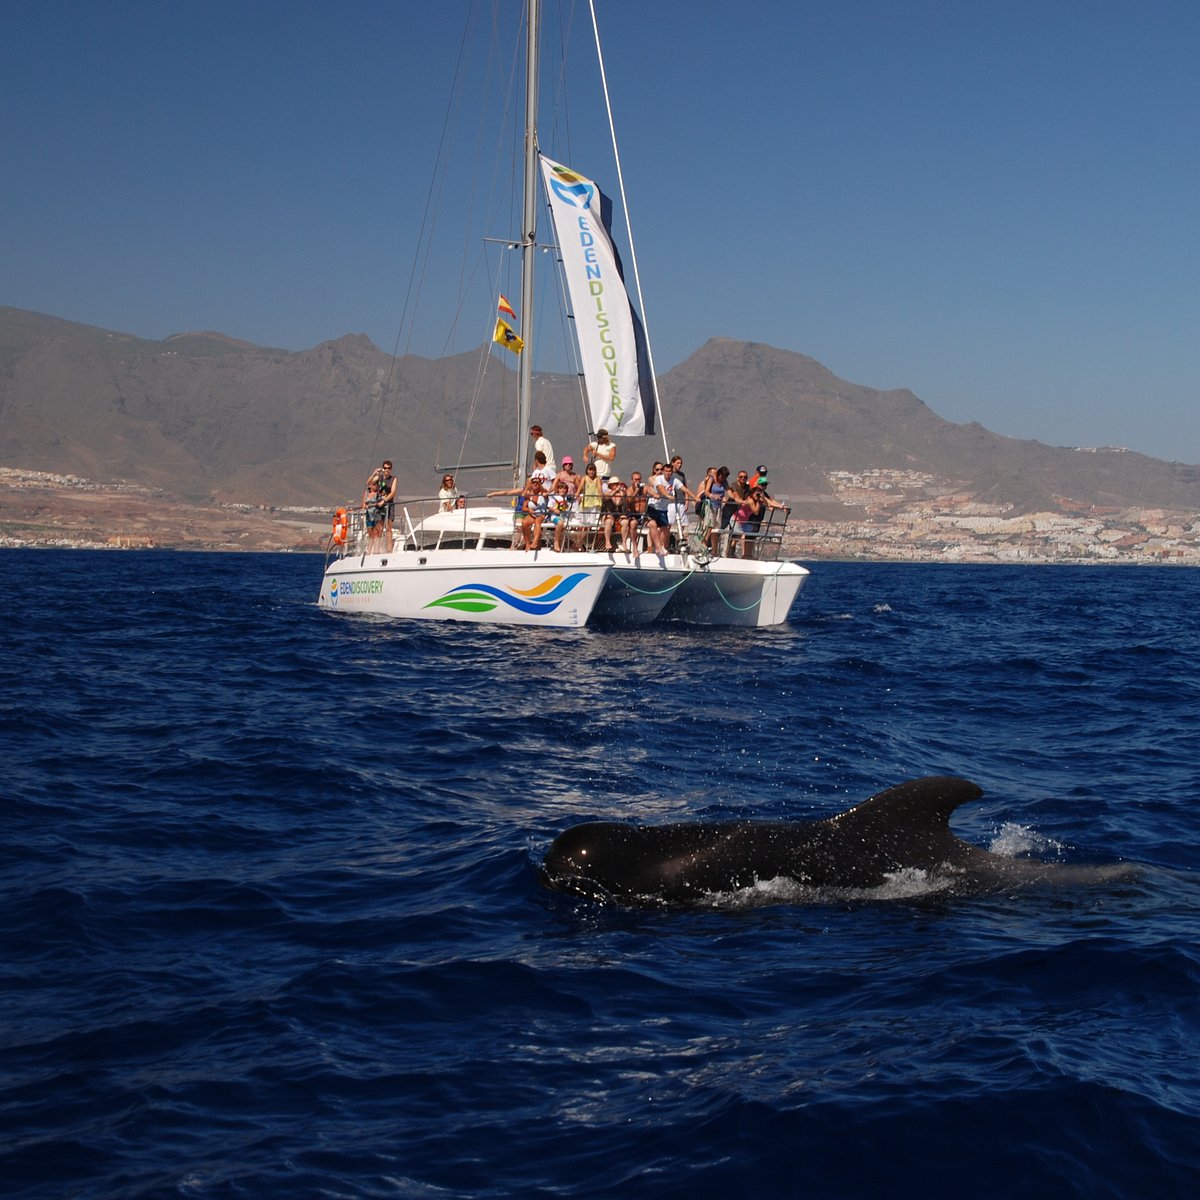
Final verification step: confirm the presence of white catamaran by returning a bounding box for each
[318,0,808,628]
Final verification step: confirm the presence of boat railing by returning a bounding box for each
[707,504,792,561]
[322,495,796,562]
[752,504,793,560]
[323,495,522,561]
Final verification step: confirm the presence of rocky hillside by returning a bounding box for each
[2,307,1196,515]
[658,339,1200,513]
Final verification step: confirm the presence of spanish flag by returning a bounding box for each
[497,294,517,319]
[493,318,524,355]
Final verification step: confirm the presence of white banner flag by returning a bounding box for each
[539,154,654,437]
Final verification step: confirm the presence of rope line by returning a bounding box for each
[609,569,694,596]
[710,575,765,612]
[709,563,787,612]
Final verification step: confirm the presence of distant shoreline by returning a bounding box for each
[2,468,1196,564]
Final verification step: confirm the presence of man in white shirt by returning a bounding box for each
[644,460,673,554]
[530,451,555,490]
[583,428,616,478]
[529,425,557,472]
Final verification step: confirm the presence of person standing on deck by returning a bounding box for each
[724,469,751,534]
[747,465,786,537]
[665,455,697,540]
[530,425,557,473]
[367,460,398,548]
[362,476,386,553]
[623,471,647,555]
[583,428,616,479]
[701,466,728,556]
[645,461,673,554]
[574,462,604,547]
[733,488,764,559]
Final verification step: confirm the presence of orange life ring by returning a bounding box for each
[331,507,349,545]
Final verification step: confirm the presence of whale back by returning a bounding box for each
[801,776,987,885]
[541,776,988,902]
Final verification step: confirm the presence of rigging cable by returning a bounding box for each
[587,0,672,469]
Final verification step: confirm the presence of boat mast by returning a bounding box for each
[516,0,540,481]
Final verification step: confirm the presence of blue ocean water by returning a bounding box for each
[1,549,1197,1198]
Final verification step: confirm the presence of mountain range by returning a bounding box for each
[2,306,1196,515]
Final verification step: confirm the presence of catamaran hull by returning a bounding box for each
[589,555,808,626]
[318,549,808,628]
[590,554,687,624]
[318,549,610,627]
[661,559,808,626]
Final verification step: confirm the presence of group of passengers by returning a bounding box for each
[358,426,788,557]
[482,426,788,557]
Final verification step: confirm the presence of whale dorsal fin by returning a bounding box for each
[832,776,984,830]
[809,776,986,878]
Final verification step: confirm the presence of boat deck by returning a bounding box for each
[320,500,808,628]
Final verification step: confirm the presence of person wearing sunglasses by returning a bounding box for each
[367,459,398,547]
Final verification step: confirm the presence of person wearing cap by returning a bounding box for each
[486,476,545,549]
[746,466,770,537]
[520,479,549,550]
[529,425,557,472]
[749,465,787,541]
[622,470,647,555]
[584,428,616,478]
[530,450,555,489]
[546,479,574,551]
[750,465,785,511]
[554,457,580,496]
[599,475,626,552]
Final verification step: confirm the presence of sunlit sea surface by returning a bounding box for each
[2,550,1198,1198]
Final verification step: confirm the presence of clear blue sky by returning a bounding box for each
[3,0,1197,463]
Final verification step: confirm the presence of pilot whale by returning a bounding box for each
[540,776,1134,904]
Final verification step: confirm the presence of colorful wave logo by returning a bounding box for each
[329,577,339,607]
[425,572,590,616]
[549,165,594,209]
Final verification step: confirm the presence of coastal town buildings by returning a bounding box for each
[3,465,1197,563]
[783,469,1199,564]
